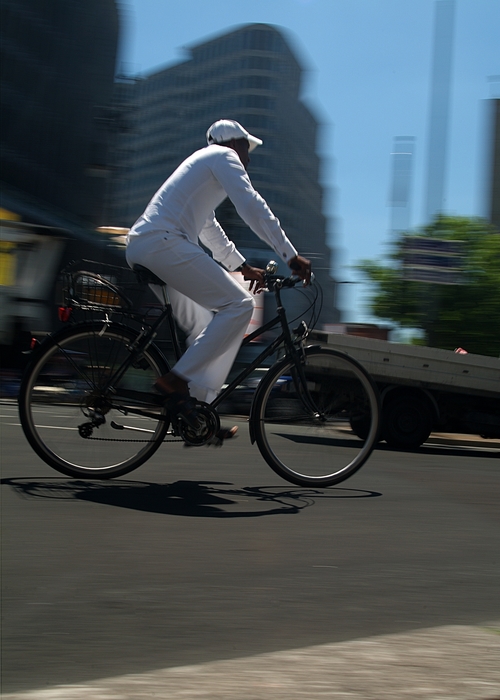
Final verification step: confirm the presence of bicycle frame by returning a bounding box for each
[77,276,318,423]
[211,287,314,412]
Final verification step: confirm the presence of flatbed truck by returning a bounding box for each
[310,330,500,449]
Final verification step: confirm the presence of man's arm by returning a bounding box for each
[197,214,265,292]
[198,213,245,272]
[211,151,298,265]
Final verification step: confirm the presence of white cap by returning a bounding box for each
[206,119,263,152]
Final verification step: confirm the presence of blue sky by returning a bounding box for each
[117,0,499,321]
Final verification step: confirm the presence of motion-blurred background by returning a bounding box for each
[1,0,499,368]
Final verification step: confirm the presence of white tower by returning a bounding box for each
[424,0,456,223]
[389,136,415,235]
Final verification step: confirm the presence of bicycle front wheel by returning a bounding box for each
[251,347,380,487]
[19,323,170,479]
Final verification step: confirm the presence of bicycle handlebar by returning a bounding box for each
[264,271,313,291]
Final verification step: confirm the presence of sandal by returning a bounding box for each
[217,425,238,441]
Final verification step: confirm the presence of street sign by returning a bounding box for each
[402,237,465,285]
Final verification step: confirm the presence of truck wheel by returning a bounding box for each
[382,396,432,448]
[349,414,371,440]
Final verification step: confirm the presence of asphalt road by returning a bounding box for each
[1,399,499,695]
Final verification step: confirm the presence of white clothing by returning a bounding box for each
[164,288,217,403]
[126,231,253,402]
[147,282,216,401]
[126,144,298,401]
[127,145,298,267]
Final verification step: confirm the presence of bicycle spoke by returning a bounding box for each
[252,348,380,487]
[19,324,169,478]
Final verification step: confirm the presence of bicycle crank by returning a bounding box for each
[177,402,220,446]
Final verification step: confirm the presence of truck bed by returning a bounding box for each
[309,331,500,399]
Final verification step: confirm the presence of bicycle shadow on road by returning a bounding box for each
[274,433,499,459]
[1,478,381,518]
[374,443,499,458]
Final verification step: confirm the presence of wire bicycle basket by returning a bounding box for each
[61,260,135,311]
[58,260,150,319]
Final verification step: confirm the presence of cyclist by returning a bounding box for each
[126,119,311,437]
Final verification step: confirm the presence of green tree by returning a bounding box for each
[357,216,500,357]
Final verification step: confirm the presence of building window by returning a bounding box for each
[246,29,276,51]
[241,95,274,110]
[242,75,274,90]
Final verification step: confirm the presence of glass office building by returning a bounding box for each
[0,0,119,226]
[108,23,337,322]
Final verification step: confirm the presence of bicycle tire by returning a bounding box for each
[251,347,380,487]
[19,322,170,479]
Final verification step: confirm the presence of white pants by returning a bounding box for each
[126,231,254,403]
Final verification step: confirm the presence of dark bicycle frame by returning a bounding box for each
[85,273,319,424]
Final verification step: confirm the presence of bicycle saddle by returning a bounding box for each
[133,264,166,287]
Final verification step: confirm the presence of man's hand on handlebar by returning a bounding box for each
[288,255,312,286]
[241,264,266,293]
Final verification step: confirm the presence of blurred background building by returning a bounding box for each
[0,0,121,360]
[106,23,338,323]
[488,98,500,231]
[0,0,119,229]
[424,0,455,224]
[389,136,415,236]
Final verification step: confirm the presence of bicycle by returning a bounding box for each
[18,260,381,487]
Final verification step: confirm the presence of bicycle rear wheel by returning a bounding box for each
[251,347,380,487]
[19,323,170,478]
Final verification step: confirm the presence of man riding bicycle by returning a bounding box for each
[126,119,311,437]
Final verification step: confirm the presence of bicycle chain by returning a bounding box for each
[84,435,182,443]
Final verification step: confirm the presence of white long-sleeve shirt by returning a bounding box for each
[127,144,297,271]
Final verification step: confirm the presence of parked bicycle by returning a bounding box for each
[19,260,381,487]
